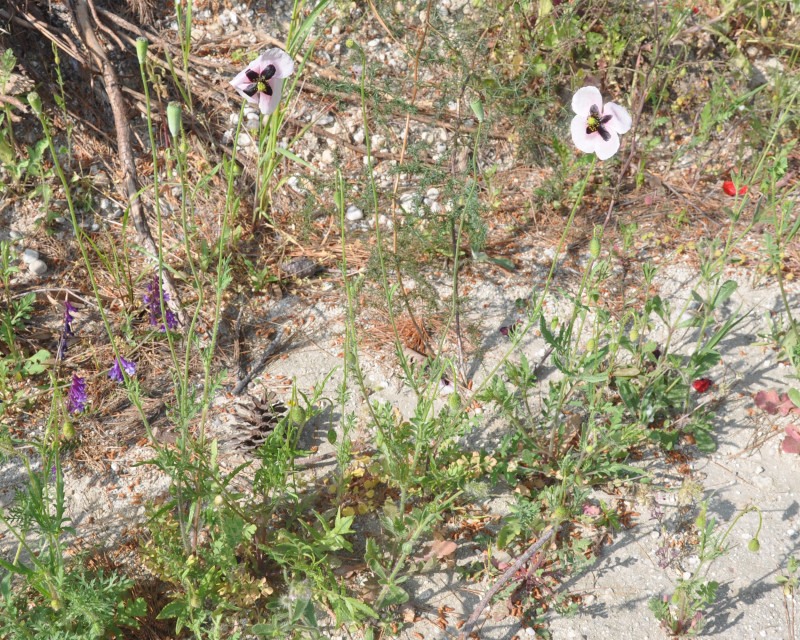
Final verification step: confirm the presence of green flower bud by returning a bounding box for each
[629,328,639,342]
[469,98,484,123]
[62,420,75,440]
[552,506,569,522]
[589,236,601,259]
[135,38,149,65]
[748,538,760,553]
[447,392,461,412]
[586,338,597,351]
[27,92,42,116]
[345,39,355,48]
[289,405,307,425]
[167,101,182,138]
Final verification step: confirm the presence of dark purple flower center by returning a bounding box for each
[243,64,276,97]
[586,104,613,142]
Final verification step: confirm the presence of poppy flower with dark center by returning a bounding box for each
[230,48,294,116]
[570,86,632,160]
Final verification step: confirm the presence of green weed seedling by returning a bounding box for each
[778,556,799,640]
[649,502,762,637]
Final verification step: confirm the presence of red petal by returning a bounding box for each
[782,426,800,454]
[738,185,748,195]
[722,181,737,196]
[692,378,713,393]
[755,389,783,414]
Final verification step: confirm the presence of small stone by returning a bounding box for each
[237,132,252,147]
[9,230,23,240]
[21,248,39,264]
[353,128,365,145]
[367,38,380,48]
[371,134,385,151]
[331,24,341,36]
[321,149,335,164]
[28,258,48,275]
[317,114,334,126]
[346,205,363,221]
[99,197,112,211]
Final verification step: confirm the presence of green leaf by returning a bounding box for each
[157,599,186,621]
[787,388,800,409]
[711,280,738,308]
[275,145,317,172]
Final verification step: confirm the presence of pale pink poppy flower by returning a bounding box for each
[230,48,295,116]
[570,86,632,160]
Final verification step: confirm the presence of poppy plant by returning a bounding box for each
[570,86,632,160]
[230,48,294,116]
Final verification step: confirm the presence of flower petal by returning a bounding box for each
[255,48,295,78]
[570,115,599,153]
[604,101,632,134]
[594,131,621,160]
[782,425,800,454]
[257,78,285,115]
[230,68,254,93]
[572,86,603,116]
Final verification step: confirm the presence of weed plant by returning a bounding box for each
[0,0,798,638]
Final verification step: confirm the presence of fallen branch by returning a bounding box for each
[459,526,558,639]
[71,0,185,326]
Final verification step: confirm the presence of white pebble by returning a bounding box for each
[237,132,252,147]
[345,205,363,221]
[28,259,48,275]
[9,230,23,240]
[21,248,39,264]
[353,128,366,145]
[321,149,335,164]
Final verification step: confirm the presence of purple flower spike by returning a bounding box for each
[57,300,78,361]
[144,274,179,332]
[109,356,136,383]
[230,48,294,116]
[67,374,88,414]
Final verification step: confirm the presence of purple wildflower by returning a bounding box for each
[57,300,78,360]
[67,374,88,414]
[144,274,179,331]
[109,356,136,383]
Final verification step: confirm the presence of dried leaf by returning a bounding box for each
[425,539,458,561]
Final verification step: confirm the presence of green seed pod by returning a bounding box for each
[748,538,760,553]
[629,328,639,342]
[62,420,75,440]
[135,38,149,65]
[586,338,597,351]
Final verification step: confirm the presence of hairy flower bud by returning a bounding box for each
[167,102,182,138]
[135,38,149,65]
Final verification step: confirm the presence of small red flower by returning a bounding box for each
[692,6,699,14]
[692,378,713,393]
[723,180,748,196]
